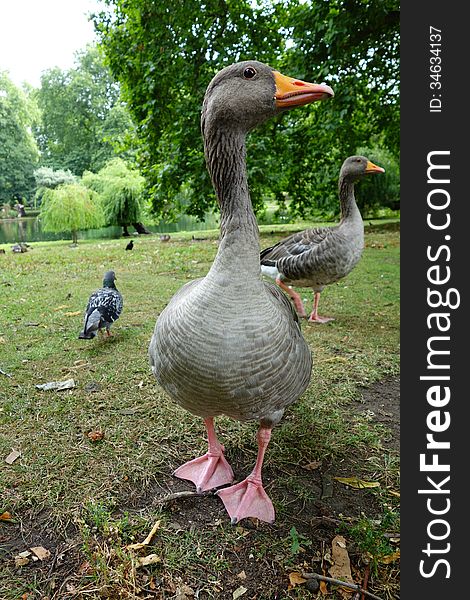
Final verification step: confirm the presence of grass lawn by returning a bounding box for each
[0,221,400,599]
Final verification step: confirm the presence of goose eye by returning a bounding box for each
[243,67,257,79]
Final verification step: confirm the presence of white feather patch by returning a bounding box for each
[260,264,280,280]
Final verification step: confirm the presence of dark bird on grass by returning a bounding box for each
[149,61,333,524]
[78,271,123,339]
[125,240,134,250]
[11,243,30,253]
[260,156,384,323]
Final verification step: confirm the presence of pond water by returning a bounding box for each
[0,214,219,245]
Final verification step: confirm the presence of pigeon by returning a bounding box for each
[125,240,134,250]
[159,234,171,242]
[78,271,123,339]
[11,243,30,253]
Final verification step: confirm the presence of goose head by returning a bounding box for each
[341,155,385,182]
[201,61,334,135]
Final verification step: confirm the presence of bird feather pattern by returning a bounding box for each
[79,271,123,339]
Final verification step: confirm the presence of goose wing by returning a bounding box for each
[260,227,332,265]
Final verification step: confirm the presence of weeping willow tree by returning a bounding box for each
[82,158,147,236]
[40,183,105,244]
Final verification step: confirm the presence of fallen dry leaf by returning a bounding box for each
[127,520,161,550]
[15,556,30,567]
[320,579,328,595]
[333,476,380,489]
[380,550,401,564]
[5,449,21,464]
[64,311,81,317]
[0,511,13,521]
[289,571,307,587]
[389,490,400,497]
[136,553,161,567]
[87,430,105,442]
[329,535,354,598]
[232,586,247,600]
[237,570,247,580]
[30,546,51,561]
[302,460,322,471]
[177,584,195,597]
[53,305,69,311]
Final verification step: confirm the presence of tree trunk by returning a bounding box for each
[132,221,152,234]
[122,225,131,237]
[72,230,78,245]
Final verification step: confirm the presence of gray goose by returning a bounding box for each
[260,156,384,323]
[149,61,333,524]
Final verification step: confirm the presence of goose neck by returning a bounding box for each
[204,128,260,273]
[338,177,361,223]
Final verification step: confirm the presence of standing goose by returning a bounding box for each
[260,156,385,323]
[149,61,333,524]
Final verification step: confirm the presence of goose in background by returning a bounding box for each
[149,61,333,524]
[260,156,384,323]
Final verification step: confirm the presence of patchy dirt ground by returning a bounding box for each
[1,377,399,600]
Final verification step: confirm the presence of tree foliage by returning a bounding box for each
[280,0,399,215]
[33,166,78,208]
[82,158,145,227]
[34,46,135,175]
[0,72,39,204]
[93,0,399,219]
[94,0,289,219]
[40,183,105,244]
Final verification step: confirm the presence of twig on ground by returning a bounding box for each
[0,367,12,377]
[156,490,208,505]
[301,572,384,600]
[361,563,371,600]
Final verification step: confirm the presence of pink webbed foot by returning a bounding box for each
[216,476,275,524]
[173,449,234,492]
[173,418,234,492]
[307,292,334,323]
[308,313,335,324]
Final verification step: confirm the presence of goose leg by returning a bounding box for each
[276,278,307,318]
[173,417,234,492]
[308,292,334,323]
[216,426,275,524]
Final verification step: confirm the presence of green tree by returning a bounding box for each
[40,183,105,244]
[93,0,288,220]
[33,166,77,208]
[0,72,39,204]
[34,46,134,175]
[281,0,400,216]
[93,0,399,219]
[82,158,146,235]
[354,145,400,214]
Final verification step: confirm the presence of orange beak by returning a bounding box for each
[274,71,334,109]
[365,160,385,174]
